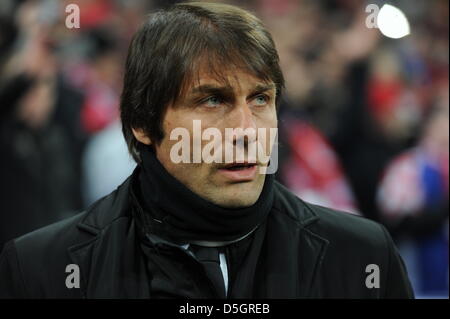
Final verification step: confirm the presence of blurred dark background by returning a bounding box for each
[0,0,448,298]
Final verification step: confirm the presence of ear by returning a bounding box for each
[132,127,152,145]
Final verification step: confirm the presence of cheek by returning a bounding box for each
[257,112,278,152]
[269,106,278,126]
[154,140,174,170]
[257,104,277,125]
[257,108,278,129]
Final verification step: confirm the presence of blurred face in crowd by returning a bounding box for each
[133,62,278,208]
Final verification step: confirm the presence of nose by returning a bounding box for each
[238,102,257,129]
[229,101,257,146]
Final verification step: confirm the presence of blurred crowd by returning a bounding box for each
[0,0,448,298]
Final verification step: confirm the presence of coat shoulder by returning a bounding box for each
[273,181,414,298]
[11,174,133,258]
[0,176,133,298]
[274,181,387,246]
[0,212,88,298]
[308,203,386,245]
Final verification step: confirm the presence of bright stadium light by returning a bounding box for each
[377,4,410,39]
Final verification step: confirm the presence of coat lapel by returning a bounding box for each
[262,208,328,298]
[68,219,150,298]
[265,185,330,298]
[296,224,329,298]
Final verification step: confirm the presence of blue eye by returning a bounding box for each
[203,96,222,108]
[254,95,269,106]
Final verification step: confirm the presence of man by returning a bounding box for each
[0,2,414,298]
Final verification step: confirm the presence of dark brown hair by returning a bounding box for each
[120,1,284,162]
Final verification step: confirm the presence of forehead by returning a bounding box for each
[180,60,275,97]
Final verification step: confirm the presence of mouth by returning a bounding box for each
[222,162,257,170]
[218,162,258,181]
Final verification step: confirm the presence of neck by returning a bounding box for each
[134,144,274,244]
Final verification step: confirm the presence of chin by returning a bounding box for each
[215,197,257,209]
[213,187,260,208]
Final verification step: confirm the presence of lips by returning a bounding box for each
[218,162,258,181]
[222,162,257,170]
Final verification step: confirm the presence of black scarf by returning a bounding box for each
[134,143,274,245]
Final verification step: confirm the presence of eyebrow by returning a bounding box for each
[189,83,276,97]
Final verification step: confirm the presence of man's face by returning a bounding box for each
[135,64,278,208]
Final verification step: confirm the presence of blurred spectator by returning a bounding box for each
[0,0,157,251]
[277,105,359,214]
[260,0,382,218]
[65,27,122,134]
[377,97,449,297]
[0,0,86,250]
[82,120,136,206]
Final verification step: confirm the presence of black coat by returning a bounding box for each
[0,173,414,298]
